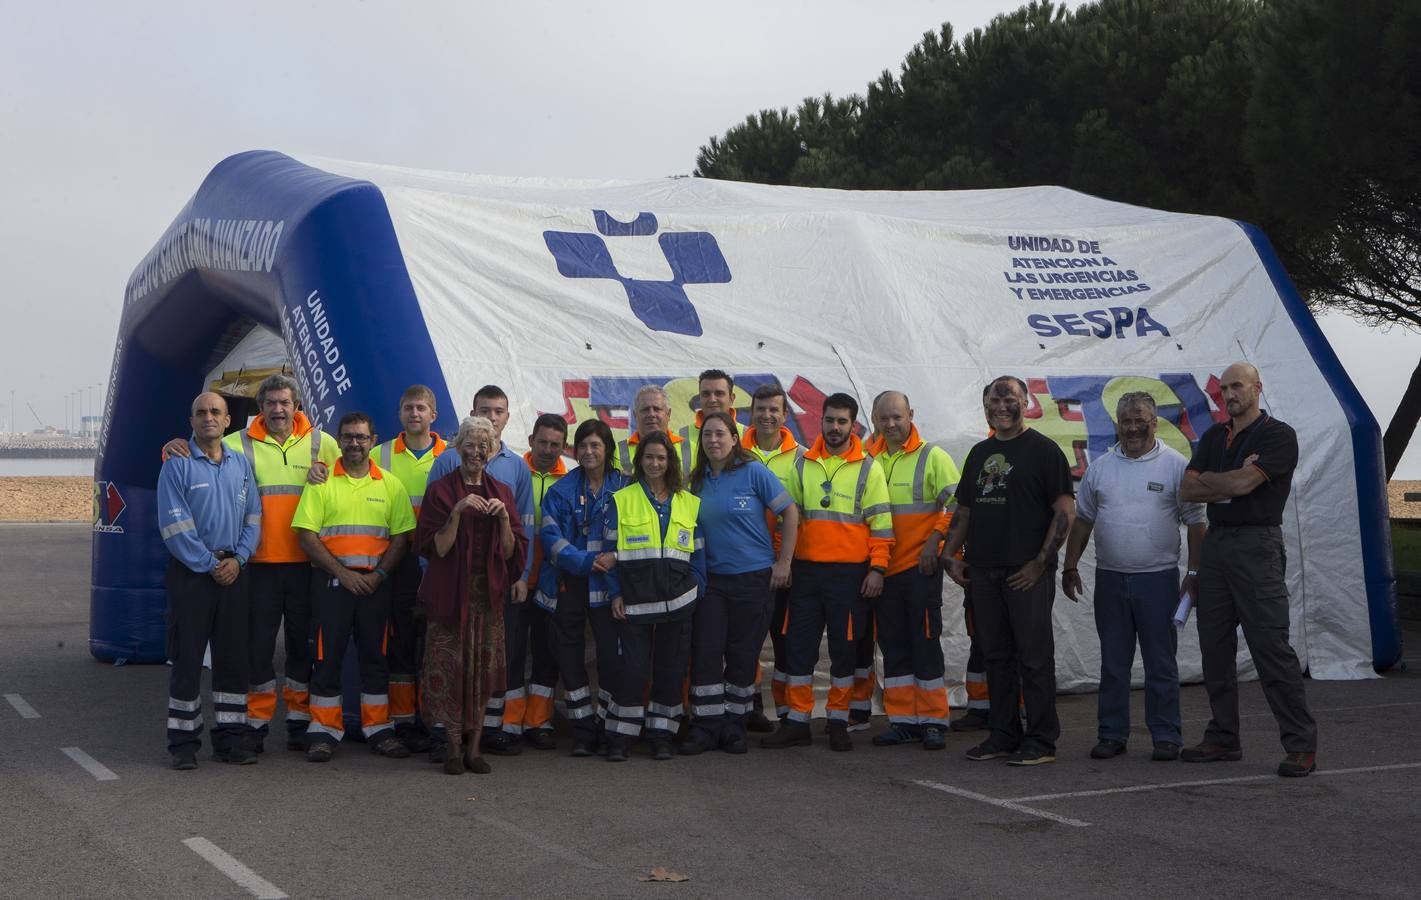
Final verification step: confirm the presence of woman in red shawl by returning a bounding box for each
[418,416,527,775]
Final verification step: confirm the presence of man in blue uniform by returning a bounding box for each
[157,392,262,770]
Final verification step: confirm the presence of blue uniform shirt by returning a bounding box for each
[536,467,629,610]
[694,459,791,575]
[429,439,535,578]
[157,439,261,573]
[603,483,708,600]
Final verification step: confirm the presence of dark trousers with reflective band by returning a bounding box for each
[609,614,693,742]
[850,621,876,724]
[246,561,313,739]
[1196,526,1316,752]
[877,569,949,727]
[493,597,559,735]
[690,569,773,743]
[1093,567,1182,744]
[785,561,869,723]
[166,560,249,755]
[763,587,791,717]
[963,606,990,713]
[552,577,622,742]
[387,553,423,730]
[969,565,1060,753]
[306,574,394,748]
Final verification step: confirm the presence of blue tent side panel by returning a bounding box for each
[1234,221,1401,672]
[91,150,454,663]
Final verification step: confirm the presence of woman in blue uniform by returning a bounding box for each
[682,411,798,754]
[537,419,629,757]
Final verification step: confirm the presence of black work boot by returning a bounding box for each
[760,720,812,749]
[827,720,853,752]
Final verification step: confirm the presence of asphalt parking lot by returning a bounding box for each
[3,523,1418,899]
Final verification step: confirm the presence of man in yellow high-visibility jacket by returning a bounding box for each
[508,412,569,750]
[739,382,804,730]
[370,385,445,752]
[866,391,961,751]
[762,392,894,753]
[293,411,416,763]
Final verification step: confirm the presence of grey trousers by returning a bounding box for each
[1196,525,1317,753]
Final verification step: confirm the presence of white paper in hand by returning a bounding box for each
[1173,593,1194,629]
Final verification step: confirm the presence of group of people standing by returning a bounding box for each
[157,361,1317,778]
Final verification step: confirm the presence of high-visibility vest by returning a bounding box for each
[791,434,894,568]
[611,484,701,621]
[224,412,339,563]
[289,460,416,571]
[523,451,568,588]
[371,432,446,521]
[741,427,803,553]
[618,428,695,480]
[867,425,961,576]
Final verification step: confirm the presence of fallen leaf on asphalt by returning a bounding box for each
[639,867,689,883]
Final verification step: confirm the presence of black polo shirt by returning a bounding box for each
[1186,412,1297,527]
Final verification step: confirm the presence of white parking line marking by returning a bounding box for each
[472,813,607,868]
[4,693,40,718]
[59,746,117,781]
[913,780,1092,828]
[1009,761,1421,803]
[183,837,288,899]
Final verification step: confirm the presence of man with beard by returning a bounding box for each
[293,411,416,762]
[762,392,893,752]
[1179,362,1317,777]
[939,376,1074,766]
[1062,391,1205,762]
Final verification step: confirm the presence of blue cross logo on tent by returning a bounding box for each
[542,210,731,337]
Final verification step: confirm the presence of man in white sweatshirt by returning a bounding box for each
[1061,391,1206,762]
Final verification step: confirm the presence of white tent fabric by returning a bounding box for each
[305,156,1377,688]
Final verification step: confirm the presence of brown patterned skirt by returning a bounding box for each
[420,574,506,735]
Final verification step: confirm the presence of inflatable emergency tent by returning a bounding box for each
[92,150,1399,689]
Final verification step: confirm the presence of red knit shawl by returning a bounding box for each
[416,468,528,625]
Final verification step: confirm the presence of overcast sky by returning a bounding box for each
[2,1,1416,476]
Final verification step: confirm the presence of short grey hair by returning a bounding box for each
[256,373,300,406]
[633,384,669,411]
[1116,391,1158,417]
[456,415,496,447]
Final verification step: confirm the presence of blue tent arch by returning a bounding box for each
[91,151,454,663]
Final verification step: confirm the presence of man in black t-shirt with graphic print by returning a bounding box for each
[939,376,1075,766]
[1180,361,1317,777]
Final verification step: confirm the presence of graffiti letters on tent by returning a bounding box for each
[92,481,127,534]
[1024,373,1230,479]
[553,373,858,448]
[543,211,732,337]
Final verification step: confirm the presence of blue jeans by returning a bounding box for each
[1093,568,1181,744]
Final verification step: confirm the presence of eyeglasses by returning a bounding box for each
[338,433,373,444]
